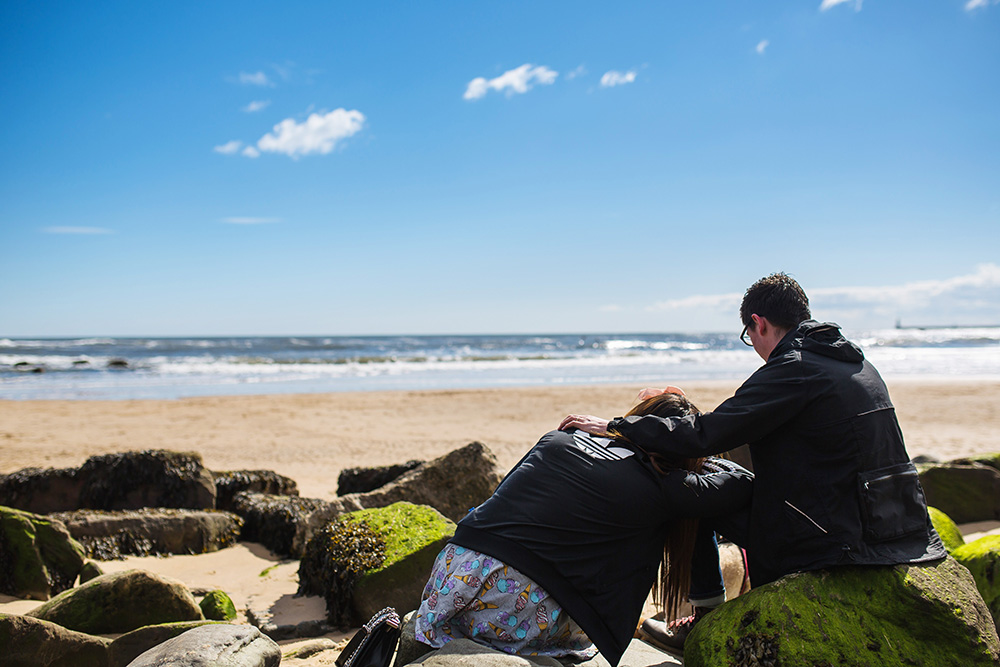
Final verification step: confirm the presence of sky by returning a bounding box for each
[1,1,998,337]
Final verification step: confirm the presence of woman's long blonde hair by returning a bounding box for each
[608,392,705,619]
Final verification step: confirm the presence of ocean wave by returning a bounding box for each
[0,337,118,349]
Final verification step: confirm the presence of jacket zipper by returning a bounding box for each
[784,500,829,534]
[862,469,917,490]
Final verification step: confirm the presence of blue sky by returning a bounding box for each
[1,1,998,337]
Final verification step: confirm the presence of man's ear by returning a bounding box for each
[751,313,766,334]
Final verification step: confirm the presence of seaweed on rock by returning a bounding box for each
[297,519,386,627]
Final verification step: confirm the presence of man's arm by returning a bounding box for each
[661,460,754,518]
[564,354,812,458]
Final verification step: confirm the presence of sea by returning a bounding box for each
[1,327,999,400]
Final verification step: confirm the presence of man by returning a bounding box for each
[560,272,946,651]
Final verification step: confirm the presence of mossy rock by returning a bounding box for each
[918,463,1000,523]
[0,506,86,600]
[78,560,103,584]
[200,589,237,621]
[26,569,203,634]
[107,620,227,667]
[953,535,1000,626]
[0,613,110,667]
[928,506,965,553]
[344,502,456,622]
[684,556,1000,667]
[953,453,1000,473]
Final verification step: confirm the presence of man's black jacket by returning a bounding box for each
[609,320,946,585]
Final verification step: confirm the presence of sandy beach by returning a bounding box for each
[2,380,998,663]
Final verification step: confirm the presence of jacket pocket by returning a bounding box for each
[858,462,927,543]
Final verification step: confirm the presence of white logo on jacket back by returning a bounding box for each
[570,430,635,461]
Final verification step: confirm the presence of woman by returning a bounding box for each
[413,391,753,666]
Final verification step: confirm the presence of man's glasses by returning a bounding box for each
[740,326,753,347]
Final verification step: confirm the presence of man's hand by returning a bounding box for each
[558,414,610,435]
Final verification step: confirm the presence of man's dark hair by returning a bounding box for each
[740,272,811,331]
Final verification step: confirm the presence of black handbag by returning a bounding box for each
[336,607,402,667]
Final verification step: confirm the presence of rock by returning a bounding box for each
[355,443,503,524]
[928,506,965,553]
[244,603,333,641]
[0,613,110,667]
[79,560,104,583]
[953,536,1000,626]
[107,358,129,369]
[683,556,1000,667]
[0,467,84,514]
[126,623,280,667]
[338,460,424,496]
[200,589,237,621]
[350,504,457,622]
[51,508,243,559]
[77,450,217,510]
[402,636,617,666]
[27,569,204,634]
[108,620,226,667]
[214,470,299,511]
[282,637,338,660]
[394,610,433,667]
[299,502,455,626]
[297,515,391,627]
[230,492,328,556]
[294,442,503,556]
[918,462,1000,523]
[0,450,217,514]
[952,452,1000,473]
[394,614,675,667]
[0,506,86,600]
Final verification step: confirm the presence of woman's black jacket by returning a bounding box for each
[453,429,752,667]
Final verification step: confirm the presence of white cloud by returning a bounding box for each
[463,64,559,100]
[756,40,770,54]
[600,70,637,87]
[810,264,1000,306]
[239,71,274,87]
[965,0,999,10]
[43,226,113,234]
[213,140,243,155]
[221,217,281,224]
[255,108,366,158]
[820,0,863,10]
[646,264,1000,328]
[566,65,588,80]
[648,291,743,313]
[819,0,862,12]
[242,146,260,158]
[243,100,271,113]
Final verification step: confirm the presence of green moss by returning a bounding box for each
[1,613,110,667]
[928,506,965,553]
[968,453,1000,472]
[685,557,999,667]
[26,569,203,635]
[953,535,1000,625]
[339,502,455,573]
[0,506,85,600]
[199,589,237,621]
